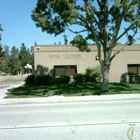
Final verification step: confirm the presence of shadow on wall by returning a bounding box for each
[120,73,140,83]
[120,73,127,83]
[35,64,54,77]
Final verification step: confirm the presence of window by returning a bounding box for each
[54,65,77,78]
[127,64,140,75]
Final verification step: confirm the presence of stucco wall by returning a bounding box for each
[34,44,140,83]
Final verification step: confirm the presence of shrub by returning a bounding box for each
[35,75,52,86]
[60,75,70,84]
[73,73,85,83]
[25,75,35,85]
[85,66,101,83]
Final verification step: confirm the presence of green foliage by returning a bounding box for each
[0,24,3,42]
[3,45,10,62]
[85,66,101,83]
[70,35,90,52]
[36,75,52,86]
[11,46,19,57]
[60,75,70,84]
[73,73,85,83]
[19,43,33,74]
[63,34,68,44]
[19,43,31,66]
[0,45,4,58]
[9,56,21,75]
[0,58,7,72]
[32,0,140,47]
[5,82,140,98]
[30,46,34,69]
[32,0,140,91]
[0,42,34,75]
[25,75,35,85]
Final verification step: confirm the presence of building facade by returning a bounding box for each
[34,44,140,83]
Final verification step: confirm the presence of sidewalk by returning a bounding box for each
[0,94,140,105]
[0,82,140,105]
[0,82,25,99]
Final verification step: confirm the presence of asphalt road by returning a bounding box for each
[0,100,140,140]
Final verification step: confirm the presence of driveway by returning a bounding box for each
[0,82,25,99]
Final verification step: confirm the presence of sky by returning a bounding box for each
[0,0,140,50]
[0,0,73,50]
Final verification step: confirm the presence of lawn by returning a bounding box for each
[5,82,140,98]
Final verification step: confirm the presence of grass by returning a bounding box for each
[5,83,140,98]
[5,82,140,98]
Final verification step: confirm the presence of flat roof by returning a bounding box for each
[34,44,140,52]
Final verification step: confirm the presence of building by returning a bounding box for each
[34,44,140,83]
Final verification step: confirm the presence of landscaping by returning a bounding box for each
[4,66,140,98]
[5,82,140,98]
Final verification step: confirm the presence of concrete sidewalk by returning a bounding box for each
[1,94,140,105]
[0,82,140,105]
[0,82,25,99]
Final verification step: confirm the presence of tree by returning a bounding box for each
[2,45,10,73]
[0,24,3,42]
[0,45,9,73]
[0,24,6,73]
[30,46,34,69]
[34,41,37,45]
[63,34,68,44]
[32,0,140,91]
[3,45,10,62]
[9,56,21,75]
[9,46,21,75]
[0,45,4,58]
[19,43,32,74]
[0,24,3,58]
[11,46,19,57]
[0,45,6,73]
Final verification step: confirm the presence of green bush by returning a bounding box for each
[60,75,70,84]
[73,73,85,83]
[85,66,101,83]
[36,75,52,86]
[25,75,35,85]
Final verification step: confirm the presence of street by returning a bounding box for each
[0,100,140,140]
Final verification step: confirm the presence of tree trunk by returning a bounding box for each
[101,63,110,91]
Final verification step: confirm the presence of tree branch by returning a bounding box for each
[97,0,104,15]
[116,24,135,42]
[68,27,88,34]
[110,30,140,62]
[84,0,103,64]
[86,3,103,35]
[110,45,126,62]
[110,1,139,48]
[103,0,108,48]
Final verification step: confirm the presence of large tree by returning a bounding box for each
[19,43,32,74]
[9,56,21,75]
[8,46,20,75]
[32,0,140,91]
[0,24,3,58]
[11,46,19,57]
[0,24,2,42]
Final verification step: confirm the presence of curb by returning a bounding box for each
[0,94,140,105]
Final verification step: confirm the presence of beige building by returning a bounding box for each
[34,44,140,83]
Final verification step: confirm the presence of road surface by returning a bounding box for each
[0,100,140,140]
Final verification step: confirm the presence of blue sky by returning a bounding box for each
[0,0,139,50]
[0,0,73,49]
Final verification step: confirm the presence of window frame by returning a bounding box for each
[54,65,77,78]
[127,64,140,75]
